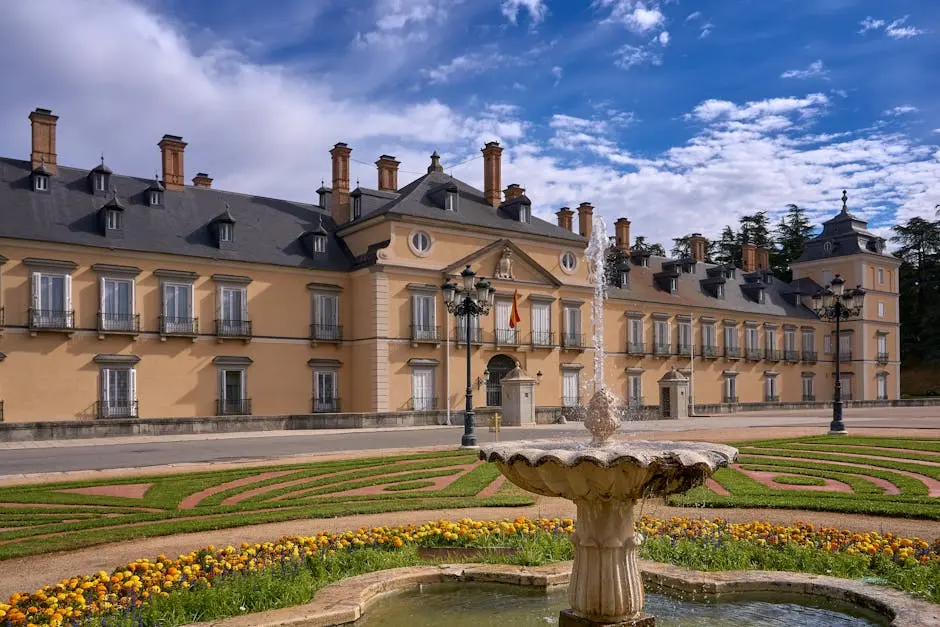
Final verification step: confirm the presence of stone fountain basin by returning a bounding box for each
[479,440,738,500]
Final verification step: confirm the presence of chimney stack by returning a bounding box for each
[481,141,502,208]
[741,243,757,272]
[615,218,631,254]
[192,172,213,188]
[376,155,400,192]
[689,233,707,262]
[577,202,594,240]
[29,108,59,175]
[556,207,574,231]
[427,151,443,174]
[504,183,524,202]
[158,134,187,191]
[330,142,352,225]
[756,247,770,270]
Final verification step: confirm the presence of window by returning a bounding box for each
[723,325,737,349]
[410,231,432,255]
[824,335,832,354]
[628,374,642,406]
[219,369,248,414]
[411,293,436,341]
[351,195,362,220]
[745,327,759,352]
[100,367,136,418]
[162,282,193,333]
[801,329,814,353]
[878,301,885,318]
[496,300,517,344]
[560,251,577,272]
[630,319,644,345]
[669,278,677,295]
[839,375,852,401]
[31,272,71,328]
[678,321,692,353]
[411,367,435,410]
[531,302,551,346]
[716,283,725,299]
[563,305,581,346]
[877,268,884,285]
[765,328,777,352]
[765,376,778,401]
[724,376,737,402]
[312,234,327,254]
[106,209,122,231]
[519,204,531,223]
[783,329,796,352]
[702,323,715,349]
[312,293,340,340]
[654,320,669,354]
[95,173,106,192]
[445,190,458,212]
[456,314,481,345]
[217,285,248,337]
[802,375,814,401]
[313,370,339,412]
[34,175,48,191]
[562,370,580,407]
[149,191,162,206]
[877,334,888,356]
[876,374,888,400]
[101,278,134,331]
[219,222,233,242]
[838,333,851,359]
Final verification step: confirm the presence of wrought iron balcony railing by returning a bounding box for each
[677,343,692,356]
[803,394,816,402]
[722,395,739,404]
[745,348,761,361]
[29,308,75,331]
[217,398,252,416]
[159,315,198,336]
[701,345,718,358]
[410,324,440,343]
[627,342,645,355]
[216,318,252,339]
[496,328,519,345]
[876,352,889,364]
[409,396,439,411]
[455,326,484,345]
[764,349,782,361]
[312,397,341,413]
[562,395,581,408]
[98,312,140,335]
[724,346,740,359]
[765,395,780,402]
[562,333,584,349]
[96,400,138,419]
[529,330,554,348]
[653,343,671,356]
[837,350,853,361]
[783,349,799,361]
[310,324,343,342]
[802,351,818,363]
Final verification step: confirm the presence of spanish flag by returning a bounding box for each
[509,290,522,329]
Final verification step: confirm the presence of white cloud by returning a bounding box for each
[595,0,666,33]
[658,31,670,46]
[698,21,713,38]
[354,0,447,48]
[613,43,662,69]
[551,65,563,84]
[885,16,924,39]
[857,16,885,34]
[501,0,548,25]
[424,51,508,84]
[684,11,701,22]
[883,105,919,116]
[781,60,829,80]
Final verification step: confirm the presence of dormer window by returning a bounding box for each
[89,158,112,195]
[33,173,49,192]
[150,190,162,206]
[219,222,233,242]
[757,289,765,304]
[317,184,331,210]
[669,278,678,295]
[148,177,164,206]
[445,187,458,212]
[106,209,123,231]
[640,257,649,268]
[351,195,362,220]
[212,207,236,249]
[716,284,725,299]
[95,174,106,192]
[312,233,327,253]
[518,203,531,223]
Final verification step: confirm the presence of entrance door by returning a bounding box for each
[485,354,516,406]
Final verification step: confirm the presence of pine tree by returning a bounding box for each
[773,204,816,282]
[714,226,739,266]
[671,235,692,258]
[632,236,666,257]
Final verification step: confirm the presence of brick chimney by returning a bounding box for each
[556,207,574,231]
[192,172,213,188]
[330,142,352,225]
[375,155,400,192]
[615,218,631,254]
[741,243,757,272]
[481,141,502,208]
[158,134,187,191]
[577,202,594,239]
[504,183,524,202]
[29,108,59,175]
[756,247,770,270]
[689,233,707,262]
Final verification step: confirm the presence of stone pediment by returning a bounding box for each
[442,239,562,287]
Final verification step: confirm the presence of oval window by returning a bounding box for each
[411,231,432,254]
[561,251,577,272]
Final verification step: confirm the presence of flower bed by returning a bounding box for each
[2,516,938,626]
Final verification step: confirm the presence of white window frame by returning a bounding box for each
[838,333,852,357]
[824,335,832,354]
[678,321,692,350]
[162,281,194,333]
[723,325,737,350]
[563,305,581,345]
[562,370,580,407]
[840,375,853,400]
[95,173,106,192]
[801,329,814,353]
[519,204,530,223]
[445,191,458,212]
[745,327,759,352]
[410,231,432,255]
[530,301,551,346]
[765,375,778,401]
[219,222,234,242]
[411,293,436,341]
[628,374,642,406]
[630,319,644,346]
[560,251,577,273]
[783,329,796,351]
[877,268,884,285]
[149,190,161,206]
[411,366,435,410]
[312,234,327,254]
[313,369,339,411]
[877,334,887,355]
[724,376,737,401]
[34,175,48,191]
[219,368,247,410]
[456,313,482,344]
[802,375,814,400]
[876,373,888,400]
[100,276,135,331]
[878,301,885,318]
[702,323,715,349]
[312,292,340,339]
[106,209,122,231]
[654,320,669,351]
[351,195,362,220]
[495,299,517,344]
[99,366,137,418]
[31,271,72,327]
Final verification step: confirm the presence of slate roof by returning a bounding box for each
[0,158,352,271]
[795,199,892,264]
[338,169,587,243]
[609,256,818,319]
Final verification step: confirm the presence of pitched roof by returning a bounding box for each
[0,157,352,271]
[339,169,586,243]
[795,196,893,263]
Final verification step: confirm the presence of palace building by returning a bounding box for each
[0,107,900,422]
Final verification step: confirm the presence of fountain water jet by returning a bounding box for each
[479,215,738,626]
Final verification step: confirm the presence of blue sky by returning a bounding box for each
[0,0,937,246]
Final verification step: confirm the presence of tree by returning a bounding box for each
[773,204,816,282]
[671,235,692,259]
[713,226,739,266]
[738,211,772,248]
[632,236,666,257]
[892,216,940,365]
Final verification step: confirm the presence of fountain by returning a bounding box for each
[479,216,738,626]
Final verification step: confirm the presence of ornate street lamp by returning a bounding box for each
[811,274,866,434]
[442,265,496,447]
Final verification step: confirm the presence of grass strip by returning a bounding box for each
[736,456,927,496]
[383,481,436,492]
[737,449,940,481]
[740,464,886,495]
[769,474,827,487]
[753,443,940,464]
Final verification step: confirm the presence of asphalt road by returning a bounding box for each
[1,407,937,476]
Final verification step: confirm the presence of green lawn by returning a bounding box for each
[0,450,532,561]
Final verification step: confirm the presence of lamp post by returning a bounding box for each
[442,265,496,448]
[811,274,866,434]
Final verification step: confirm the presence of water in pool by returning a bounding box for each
[355,582,885,626]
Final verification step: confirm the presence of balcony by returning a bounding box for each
[765,395,780,403]
[653,343,672,356]
[28,308,75,335]
[722,395,739,404]
[745,348,761,361]
[677,343,692,356]
[802,351,818,364]
[310,324,343,344]
[802,394,816,402]
[410,397,439,411]
[96,400,138,419]
[724,346,741,359]
[216,318,252,341]
[312,397,341,413]
[627,342,645,355]
[783,349,799,362]
[562,396,581,408]
[159,315,198,340]
[700,345,718,359]
[410,324,441,345]
[97,312,140,338]
[529,330,554,348]
[217,398,252,416]
[495,328,519,346]
[455,326,484,346]
[837,350,853,361]
[765,349,782,361]
[877,352,889,364]
[562,333,584,350]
